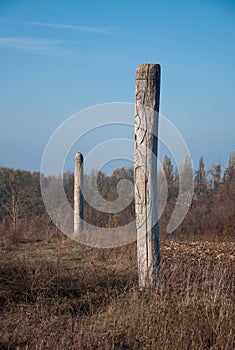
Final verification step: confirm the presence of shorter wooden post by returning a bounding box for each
[74,152,83,234]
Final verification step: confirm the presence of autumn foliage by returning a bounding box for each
[0,152,234,243]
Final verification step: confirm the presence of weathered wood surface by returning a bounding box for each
[134,64,161,288]
[74,152,83,234]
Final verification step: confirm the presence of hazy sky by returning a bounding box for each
[0,0,234,173]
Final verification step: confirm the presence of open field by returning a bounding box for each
[0,238,234,349]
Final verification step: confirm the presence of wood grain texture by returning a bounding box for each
[135,64,161,288]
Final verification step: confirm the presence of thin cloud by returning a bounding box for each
[22,21,112,34]
[0,36,79,52]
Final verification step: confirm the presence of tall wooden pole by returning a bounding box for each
[74,152,83,234]
[134,64,161,288]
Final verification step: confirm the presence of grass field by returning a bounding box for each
[0,238,234,349]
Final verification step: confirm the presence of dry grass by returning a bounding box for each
[0,238,234,349]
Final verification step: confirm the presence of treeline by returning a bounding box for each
[160,152,235,240]
[0,152,234,243]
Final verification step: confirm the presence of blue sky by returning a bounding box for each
[0,0,234,173]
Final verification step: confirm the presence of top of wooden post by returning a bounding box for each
[75,152,83,163]
[136,64,160,81]
[135,64,161,111]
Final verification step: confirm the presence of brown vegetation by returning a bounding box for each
[0,153,234,348]
[1,152,235,243]
[0,239,234,349]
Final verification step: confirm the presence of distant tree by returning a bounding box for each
[0,169,20,230]
[211,163,221,192]
[181,155,194,192]
[224,151,235,182]
[195,156,206,195]
[63,171,74,205]
[162,155,174,185]
[0,168,44,231]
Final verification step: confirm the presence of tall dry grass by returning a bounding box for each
[0,239,234,349]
